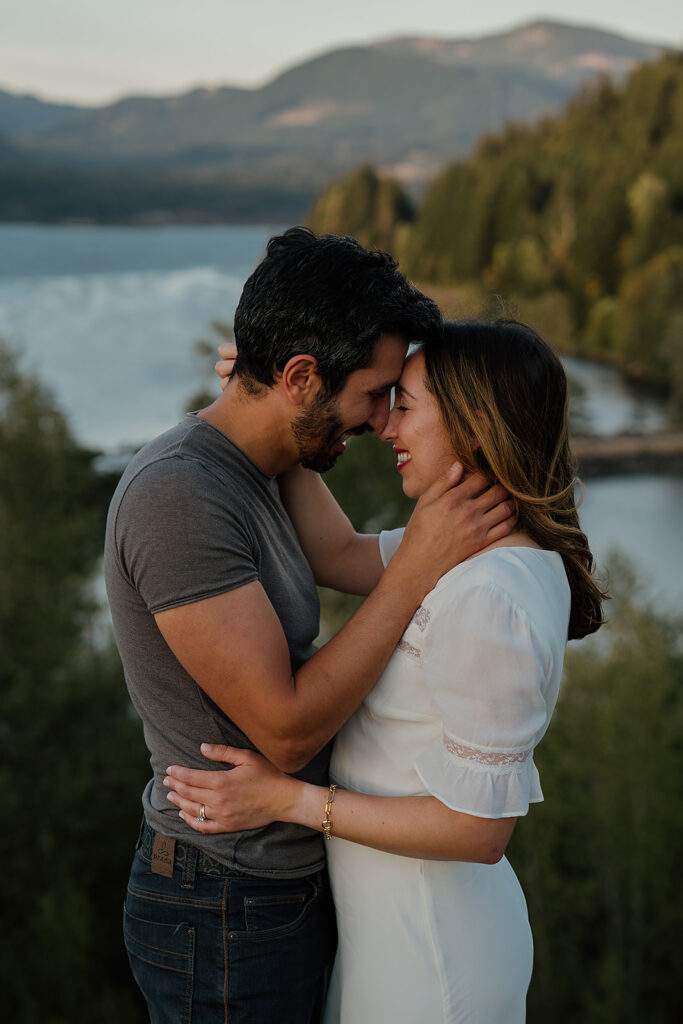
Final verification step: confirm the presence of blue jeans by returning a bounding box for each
[123,840,336,1024]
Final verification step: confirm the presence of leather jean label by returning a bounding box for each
[151,833,176,877]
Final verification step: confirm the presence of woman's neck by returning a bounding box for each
[468,530,543,561]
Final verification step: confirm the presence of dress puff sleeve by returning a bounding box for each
[379,528,405,567]
[415,580,553,818]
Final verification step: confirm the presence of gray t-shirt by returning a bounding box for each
[104,414,329,877]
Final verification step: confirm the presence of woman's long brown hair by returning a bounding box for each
[422,319,606,640]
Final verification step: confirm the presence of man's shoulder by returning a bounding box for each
[107,419,252,546]
[111,434,192,514]
[123,417,209,475]
[104,418,259,599]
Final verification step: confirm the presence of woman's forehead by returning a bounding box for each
[398,349,426,389]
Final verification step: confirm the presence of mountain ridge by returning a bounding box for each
[0,19,670,221]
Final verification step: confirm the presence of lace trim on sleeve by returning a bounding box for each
[443,734,533,768]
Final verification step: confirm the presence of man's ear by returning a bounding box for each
[280,354,320,406]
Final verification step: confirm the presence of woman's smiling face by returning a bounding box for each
[381,349,458,498]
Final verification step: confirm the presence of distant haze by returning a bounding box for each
[0,1,680,105]
[0,20,670,223]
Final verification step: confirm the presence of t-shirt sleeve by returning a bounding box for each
[415,581,551,818]
[114,457,258,614]
[378,527,405,567]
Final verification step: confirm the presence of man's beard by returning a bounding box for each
[292,392,364,473]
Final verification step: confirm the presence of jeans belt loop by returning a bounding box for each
[181,841,199,889]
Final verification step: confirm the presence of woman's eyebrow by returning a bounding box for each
[395,383,416,401]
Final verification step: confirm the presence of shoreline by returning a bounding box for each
[92,430,683,484]
[571,430,683,478]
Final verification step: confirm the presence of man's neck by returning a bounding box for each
[197,381,297,477]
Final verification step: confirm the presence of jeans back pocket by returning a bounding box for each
[230,876,321,940]
[123,902,196,1022]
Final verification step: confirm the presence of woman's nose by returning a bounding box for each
[379,406,399,442]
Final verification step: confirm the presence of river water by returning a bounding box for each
[1,223,681,615]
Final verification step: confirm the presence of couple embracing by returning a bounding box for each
[105,227,604,1023]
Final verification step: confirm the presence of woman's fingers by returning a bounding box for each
[417,461,464,505]
[215,341,238,385]
[164,788,200,816]
[165,764,226,788]
[167,788,227,834]
[164,748,288,836]
[166,777,252,833]
[215,358,236,382]
[178,809,228,834]
[165,786,229,833]
[217,341,237,360]
[166,787,201,816]
[163,775,216,804]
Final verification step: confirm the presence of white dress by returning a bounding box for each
[324,535,571,1024]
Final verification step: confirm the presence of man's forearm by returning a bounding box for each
[279,466,383,595]
[277,469,513,770]
[280,552,431,770]
[155,466,513,774]
[154,564,424,775]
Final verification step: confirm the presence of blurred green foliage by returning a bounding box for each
[308,164,414,254]
[510,568,683,1022]
[0,341,148,1022]
[309,52,683,419]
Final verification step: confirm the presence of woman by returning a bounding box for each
[165,320,604,1022]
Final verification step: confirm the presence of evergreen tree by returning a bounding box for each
[308,164,413,253]
[0,341,148,1022]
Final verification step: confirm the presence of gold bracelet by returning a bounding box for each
[321,784,337,840]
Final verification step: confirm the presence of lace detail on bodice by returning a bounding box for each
[411,606,431,632]
[395,608,430,661]
[444,735,533,767]
[397,638,421,661]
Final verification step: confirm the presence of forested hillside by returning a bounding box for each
[0,21,664,223]
[310,53,683,416]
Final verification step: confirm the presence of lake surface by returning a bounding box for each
[0,223,276,450]
[0,223,681,615]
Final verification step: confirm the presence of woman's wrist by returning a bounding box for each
[380,548,435,603]
[281,781,328,832]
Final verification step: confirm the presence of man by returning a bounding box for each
[105,228,511,1023]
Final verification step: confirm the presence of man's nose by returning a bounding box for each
[376,403,403,444]
[366,392,392,435]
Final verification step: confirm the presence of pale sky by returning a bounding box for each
[2,0,681,106]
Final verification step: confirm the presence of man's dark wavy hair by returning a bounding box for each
[232,227,441,396]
